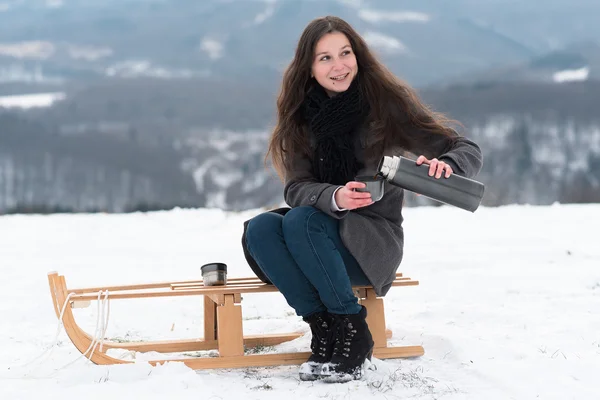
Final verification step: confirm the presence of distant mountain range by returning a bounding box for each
[438,41,600,87]
[1,0,600,89]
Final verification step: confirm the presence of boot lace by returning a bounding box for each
[310,316,335,358]
[332,317,357,358]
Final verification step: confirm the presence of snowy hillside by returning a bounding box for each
[1,204,599,399]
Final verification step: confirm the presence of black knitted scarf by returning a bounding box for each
[303,78,369,185]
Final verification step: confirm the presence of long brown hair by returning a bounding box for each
[265,15,460,179]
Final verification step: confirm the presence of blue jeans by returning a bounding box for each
[245,206,370,317]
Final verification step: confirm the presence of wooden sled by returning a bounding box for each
[47,271,424,370]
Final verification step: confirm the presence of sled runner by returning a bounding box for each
[47,271,424,370]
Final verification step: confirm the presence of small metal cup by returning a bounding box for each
[201,262,227,286]
[354,175,385,202]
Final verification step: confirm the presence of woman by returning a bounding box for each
[243,16,483,383]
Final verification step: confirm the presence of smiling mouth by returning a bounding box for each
[330,73,349,81]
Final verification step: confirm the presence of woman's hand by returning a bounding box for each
[334,182,373,210]
[416,155,453,179]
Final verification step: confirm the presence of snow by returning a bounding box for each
[0,64,59,84]
[209,167,243,188]
[553,67,590,83]
[358,10,430,23]
[105,61,197,79]
[362,31,407,54]
[0,92,65,109]
[1,204,599,399]
[68,45,113,61]
[45,0,63,8]
[0,41,55,60]
[200,38,224,60]
[254,0,277,25]
[336,0,364,9]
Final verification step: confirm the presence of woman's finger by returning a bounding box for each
[344,185,371,199]
[345,181,367,190]
[349,191,372,199]
[444,165,453,178]
[354,199,374,208]
[344,187,371,200]
[416,155,429,165]
[435,162,446,179]
[428,158,438,176]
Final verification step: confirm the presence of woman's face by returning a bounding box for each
[311,32,358,97]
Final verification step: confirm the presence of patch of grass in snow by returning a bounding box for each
[108,332,145,343]
[367,365,461,398]
[243,368,275,390]
[108,337,144,343]
[538,346,568,359]
[244,344,276,355]
[242,315,264,321]
[242,368,270,379]
[181,350,219,358]
[250,381,274,390]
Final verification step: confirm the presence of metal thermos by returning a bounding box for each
[377,155,485,212]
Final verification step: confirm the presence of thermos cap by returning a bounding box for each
[378,156,399,180]
[201,263,227,274]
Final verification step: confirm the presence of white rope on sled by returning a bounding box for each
[60,289,111,368]
[3,289,113,379]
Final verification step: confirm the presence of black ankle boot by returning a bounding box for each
[299,311,336,381]
[320,305,374,383]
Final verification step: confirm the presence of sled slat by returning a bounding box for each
[67,274,404,295]
[69,279,418,302]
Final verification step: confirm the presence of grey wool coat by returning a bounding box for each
[283,124,483,296]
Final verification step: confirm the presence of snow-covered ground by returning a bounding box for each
[1,204,599,399]
[0,92,65,108]
[553,67,590,83]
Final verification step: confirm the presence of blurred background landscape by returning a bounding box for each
[1,0,599,213]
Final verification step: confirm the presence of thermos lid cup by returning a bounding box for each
[201,262,227,274]
[354,175,385,202]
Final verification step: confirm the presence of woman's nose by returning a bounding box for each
[331,59,344,71]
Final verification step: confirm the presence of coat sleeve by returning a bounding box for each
[437,135,483,179]
[283,152,350,219]
[402,123,484,179]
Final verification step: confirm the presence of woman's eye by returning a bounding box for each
[320,55,330,61]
